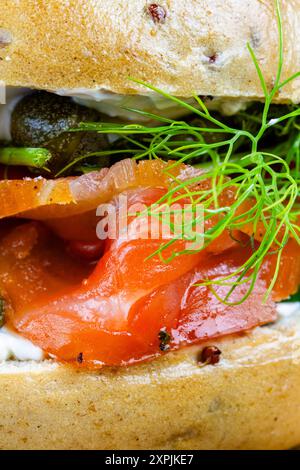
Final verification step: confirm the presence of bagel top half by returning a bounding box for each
[0,0,299,102]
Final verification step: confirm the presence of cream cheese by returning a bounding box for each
[58,87,249,120]
[0,327,44,362]
[276,301,300,317]
[57,87,192,121]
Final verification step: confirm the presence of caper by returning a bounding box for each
[11,91,110,173]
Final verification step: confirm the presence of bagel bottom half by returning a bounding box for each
[0,310,299,450]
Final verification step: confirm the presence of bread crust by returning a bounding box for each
[0,0,299,101]
[0,312,299,450]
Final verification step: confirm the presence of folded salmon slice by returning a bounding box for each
[4,228,280,367]
[0,159,176,220]
[2,185,298,367]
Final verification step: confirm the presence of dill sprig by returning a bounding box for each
[73,0,299,304]
[0,147,51,169]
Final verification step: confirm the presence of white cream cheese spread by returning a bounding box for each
[58,88,249,120]
[0,327,44,362]
[0,86,249,142]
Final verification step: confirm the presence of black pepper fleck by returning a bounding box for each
[77,352,84,364]
[208,53,218,64]
[158,328,172,351]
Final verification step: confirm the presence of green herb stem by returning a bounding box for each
[0,147,51,169]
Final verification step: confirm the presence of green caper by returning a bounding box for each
[11,91,110,173]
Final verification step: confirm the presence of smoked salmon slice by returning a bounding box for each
[0,181,298,367]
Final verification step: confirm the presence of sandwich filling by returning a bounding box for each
[0,78,299,367]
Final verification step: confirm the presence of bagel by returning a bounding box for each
[0,0,299,451]
[0,307,299,450]
[0,0,299,102]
